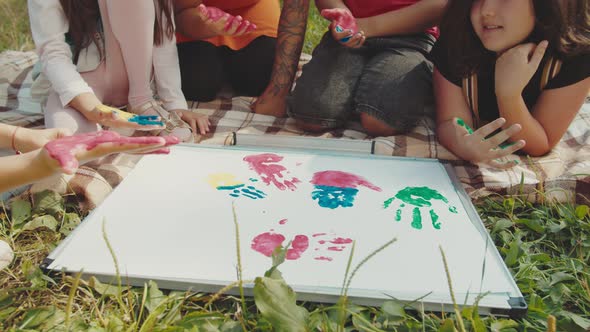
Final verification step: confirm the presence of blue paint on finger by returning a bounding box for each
[127,117,164,126]
[340,35,352,43]
[128,116,164,126]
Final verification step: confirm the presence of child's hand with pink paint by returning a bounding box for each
[0,130,180,193]
[197,4,257,37]
[321,8,365,48]
[41,131,179,174]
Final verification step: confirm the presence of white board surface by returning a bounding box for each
[44,143,526,316]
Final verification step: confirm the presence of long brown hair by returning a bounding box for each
[439,0,590,78]
[59,0,175,63]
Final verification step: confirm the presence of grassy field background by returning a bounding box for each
[1,1,590,331]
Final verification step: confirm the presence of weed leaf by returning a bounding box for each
[253,275,309,331]
[575,205,589,219]
[89,276,126,297]
[19,306,56,329]
[60,212,81,236]
[10,198,31,226]
[381,301,405,318]
[32,190,64,216]
[144,280,165,313]
[561,311,590,330]
[22,214,58,231]
[438,318,458,332]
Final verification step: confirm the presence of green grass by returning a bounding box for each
[0,0,34,52]
[2,193,589,331]
[2,1,590,331]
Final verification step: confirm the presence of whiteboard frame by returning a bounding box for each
[42,140,527,318]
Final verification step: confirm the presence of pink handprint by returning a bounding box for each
[251,232,309,260]
[243,153,301,191]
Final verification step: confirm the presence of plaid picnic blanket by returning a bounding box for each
[1,50,589,210]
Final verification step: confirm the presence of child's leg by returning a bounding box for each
[226,36,276,97]
[103,0,155,109]
[355,36,434,137]
[287,33,370,132]
[44,91,101,133]
[177,41,225,102]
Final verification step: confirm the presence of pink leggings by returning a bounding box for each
[45,0,157,133]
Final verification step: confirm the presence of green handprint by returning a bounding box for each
[384,187,458,230]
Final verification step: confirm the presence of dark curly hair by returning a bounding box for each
[59,0,175,63]
[439,0,590,78]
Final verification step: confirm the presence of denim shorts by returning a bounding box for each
[287,32,435,133]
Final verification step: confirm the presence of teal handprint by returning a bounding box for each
[384,187,458,230]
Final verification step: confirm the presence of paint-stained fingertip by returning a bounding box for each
[162,135,181,146]
[340,35,352,43]
[148,148,170,155]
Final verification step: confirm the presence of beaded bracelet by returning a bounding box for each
[11,127,22,155]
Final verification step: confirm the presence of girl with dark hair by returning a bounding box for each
[28,0,210,141]
[432,0,590,167]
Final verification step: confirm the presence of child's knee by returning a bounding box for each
[295,120,329,133]
[360,113,399,137]
[287,90,348,130]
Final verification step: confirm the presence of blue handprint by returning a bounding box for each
[208,173,266,200]
[311,185,359,209]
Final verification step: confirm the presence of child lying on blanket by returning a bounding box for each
[0,123,179,193]
[432,0,590,168]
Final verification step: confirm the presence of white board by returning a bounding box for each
[43,142,526,317]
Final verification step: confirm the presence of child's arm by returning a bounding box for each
[495,42,590,156]
[27,0,165,131]
[28,0,94,111]
[0,131,177,193]
[434,68,525,167]
[152,8,211,135]
[356,0,447,38]
[0,124,71,153]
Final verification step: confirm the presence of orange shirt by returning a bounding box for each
[177,0,280,50]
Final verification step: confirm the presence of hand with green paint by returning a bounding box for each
[383,187,458,230]
[446,117,526,168]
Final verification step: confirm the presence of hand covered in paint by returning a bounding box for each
[321,8,365,48]
[495,41,548,99]
[197,4,256,37]
[170,109,211,135]
[40,131,179,174]
[451,117,525,168]
[81,104,165,131]
[11,127,73,153]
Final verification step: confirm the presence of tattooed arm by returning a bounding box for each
[251,0,310,117]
